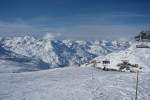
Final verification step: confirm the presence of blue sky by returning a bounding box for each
[0,0,150,40]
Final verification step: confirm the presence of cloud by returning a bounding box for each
[0,20,149,40]
[0,21,38,36]
[0,21,60,37]
[59,24,150,40]
[111,12,148,17]
[0,20,65,40]
[42,32,61,40]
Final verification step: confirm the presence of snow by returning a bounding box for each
[0,67,150,100]
[0,45,49,73]
[0,36,130,68]
[0,36,149,100]
[82,42,150,72]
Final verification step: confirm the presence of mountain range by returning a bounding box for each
[0,35,130,72]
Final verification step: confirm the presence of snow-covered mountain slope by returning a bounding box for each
[0,46,49,73]
[82,42,150,72]
[0,36,130,68]
[0,67,149,100]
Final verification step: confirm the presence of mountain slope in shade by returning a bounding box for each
[0,46,49,73]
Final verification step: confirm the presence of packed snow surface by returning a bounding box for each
[0,67,150,100]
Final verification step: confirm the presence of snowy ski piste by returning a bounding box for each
[0,35,150,100]
[0,67,150,100]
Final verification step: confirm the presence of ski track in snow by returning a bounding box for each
[0,67,150,100]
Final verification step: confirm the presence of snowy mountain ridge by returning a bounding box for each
[0,35,130,68]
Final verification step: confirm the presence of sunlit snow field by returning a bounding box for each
[0,67,150,100]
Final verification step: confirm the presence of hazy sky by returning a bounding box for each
[0,0,150,40]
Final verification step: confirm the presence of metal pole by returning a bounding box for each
[92,62,96,80]
[92,69,94,80]
[135,70,139,100]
